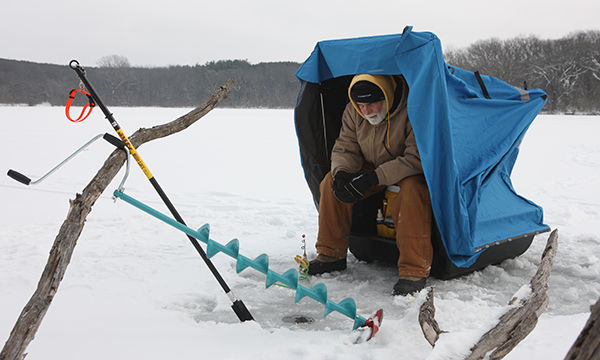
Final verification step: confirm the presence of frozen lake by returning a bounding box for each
[1,106,598,359]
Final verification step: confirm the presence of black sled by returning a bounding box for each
[348,191,537,280]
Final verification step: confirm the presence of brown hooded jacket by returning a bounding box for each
[331,75,423,185]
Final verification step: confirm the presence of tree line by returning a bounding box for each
[445,30,600,114]
[0,30,598,112]
[0,59,300,108]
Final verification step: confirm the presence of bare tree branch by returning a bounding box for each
[417,230,558,359]
[419,288,445,347]
[465,229,558,360]
[564,297,600,360]
[0,80,234,360]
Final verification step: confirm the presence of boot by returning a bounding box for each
[307,254,347,275]
[393,277,426,296]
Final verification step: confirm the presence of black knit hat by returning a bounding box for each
[349,80,385,103]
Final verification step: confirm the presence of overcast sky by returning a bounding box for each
[1,0,598,67]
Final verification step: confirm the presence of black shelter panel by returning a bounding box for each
[294,81,327,208]
[294,76,353,208]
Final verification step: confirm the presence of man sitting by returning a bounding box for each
[308,74,433,296]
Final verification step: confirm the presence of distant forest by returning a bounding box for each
[445,30,600,114]
[0,59,300,108]
[1,30,599,113]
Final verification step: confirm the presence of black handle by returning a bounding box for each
[103,133,126,150]
[231,300,254,322]
[7,169,31,185]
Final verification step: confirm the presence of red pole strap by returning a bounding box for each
[65,89,95,122]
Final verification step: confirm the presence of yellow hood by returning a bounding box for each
[347,74,397,120]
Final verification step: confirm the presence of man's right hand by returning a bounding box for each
[332,171,360,203]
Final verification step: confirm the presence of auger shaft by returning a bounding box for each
[113,190,369,329]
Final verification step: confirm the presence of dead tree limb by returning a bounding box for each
[0,80,234,360]
[465,229,559,360]
[564,297,600,360]
[419,287,445,347]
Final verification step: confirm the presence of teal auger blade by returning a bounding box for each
[236,254,269,274]
[113,189,375,330]
[207,238,240,259]
[295,283,328,304]
[266,268,298,289]
[353,316,367,330]
[325,297,357,319]
[196,224,210,242]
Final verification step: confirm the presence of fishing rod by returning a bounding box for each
[68,60,254,322]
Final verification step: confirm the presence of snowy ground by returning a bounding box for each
[0,106,598,359]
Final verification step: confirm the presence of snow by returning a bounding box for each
[1,107,598,359]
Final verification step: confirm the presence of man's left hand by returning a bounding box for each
[345,170,379,199]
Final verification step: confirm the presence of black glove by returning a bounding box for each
[332,171,359,203]
[344,170,379,199]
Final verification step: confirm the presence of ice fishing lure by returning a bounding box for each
[113,189,382,335]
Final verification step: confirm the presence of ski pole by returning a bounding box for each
[68,60,254,322]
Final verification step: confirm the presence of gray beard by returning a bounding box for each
[365,111,386,125]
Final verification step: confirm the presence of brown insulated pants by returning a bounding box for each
[316,172,433,278]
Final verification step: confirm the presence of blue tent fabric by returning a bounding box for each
[295,27,549,267]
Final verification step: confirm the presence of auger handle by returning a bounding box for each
[231,300,254,321]
[103,133,126,150]
[7,170,31,185]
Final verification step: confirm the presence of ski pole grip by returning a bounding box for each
[231,300,254,322]
[7,169,31,185]
[103,133,126,150]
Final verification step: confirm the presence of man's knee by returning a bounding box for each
[393,175,432,235]
[398,174,426,191]
[398,175,429,203]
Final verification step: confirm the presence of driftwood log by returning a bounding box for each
[466,229,558,359]
[418,229,558,359]
[419,287,445,346]
[565,297,600,360]
[0,80,234,360]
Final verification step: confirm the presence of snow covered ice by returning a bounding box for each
[1,106,598,359]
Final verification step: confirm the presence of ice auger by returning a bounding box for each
[67,60,254,322]
[113,190,382,334]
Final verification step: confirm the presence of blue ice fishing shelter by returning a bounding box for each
[293,27,550,278]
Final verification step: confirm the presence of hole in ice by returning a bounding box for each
[281,314,315,324]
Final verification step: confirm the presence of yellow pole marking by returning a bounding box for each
[116,129,154,179]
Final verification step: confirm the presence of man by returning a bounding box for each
[308,74,433,296]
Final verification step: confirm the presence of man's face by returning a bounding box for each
[357,100,386,125]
